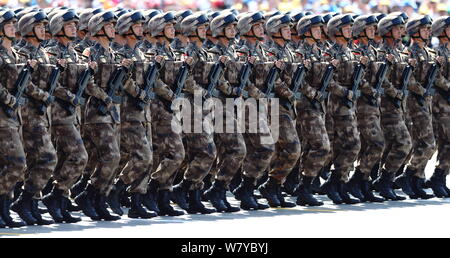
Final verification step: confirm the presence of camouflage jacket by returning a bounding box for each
[183,42,209,97]
[46,42,87,126]
[207,42,239,98]
[0,45,22,127]
[74,38,95,57]
[147,42,177,104]
[434,43,450,92]
[15,41,54,128]
[407,42,440,98]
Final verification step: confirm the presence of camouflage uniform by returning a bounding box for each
[0,46,27,197]
[82,44,122,196]
[45,42,88,196]
[16,41,58,196]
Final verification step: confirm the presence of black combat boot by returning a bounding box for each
[228,172,242,193]
[11,190,38,225]
[276,183,296,208]
[60,196,81,223]
[42,186,64,223]
[258,177,281,207]
[346,168,365,201]
[142,180,160,213]
[74,184,100,220]
[30,199,54,225]
[442,174,450,197]
[201,174,213,201]
[70,174,89,199]
[187,189,216,214]
[233,175,259,210]
[0,213,5,228]
[370,162,380,183]
[295,176,324,206]
[220,187,240,213]
[283,170,299,196]
[204,180,227,212]
[171,179,193,211]
[360,180,385,203]
[320,170,343,204]
[157,190,184,216]
[429,168,449,198]
[107,179,126,216]
[63,196,81,212]
[395,167,417,198]
[373,169,406,201]
[411,176,434,199]
[94,190,121,221]
[337,180,360,204]
[128,193,157,219]
[0,195,25,228]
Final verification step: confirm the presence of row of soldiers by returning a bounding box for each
[0,6,448,228]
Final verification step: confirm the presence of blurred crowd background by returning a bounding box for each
[0,0,449,18]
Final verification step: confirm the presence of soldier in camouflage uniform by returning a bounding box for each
[136,10,161,53]
[293,14,331,206]
[395,16,441,200]
[38,9,88,224]
[256,13,299,208]
[171,10,192,59]
[319,14,364,205]
[11,11,58,225]
[146,12,186,216]
[73,11,124,221]
[346,15,385,203]
[0,9,27,228]
[428,16,450,197]
[372,15,411,201]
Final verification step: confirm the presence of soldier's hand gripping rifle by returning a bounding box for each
[1,45,40,118]
[290,64,306,100]
[414,62,440,107]
[342,62,365,109]
[310,64,335,110]
[135,61,158,111]
[263,64,279,98]
[392,64,413,109]
[235,61,253,98]
[98,61,129,117]
[204,60,225,99]
[366,62,389,107]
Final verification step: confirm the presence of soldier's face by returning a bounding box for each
[311,25,322,40]
[419,26,431,40]
[391,25,402,39]
[63,21,77,39]
[3,22,16,38]
[280,25,291,40]
[224,24,236,39]
[341,24,352,39]
[446,27,450,39]
[131,23,144,38]
[104,22,116,39]
[365,25,376,39]
[252,22,264,38]
[33,22,46,40]
[164,23,175,39]
[197,24,207,39]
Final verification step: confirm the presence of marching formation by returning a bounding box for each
[0,5,449,228]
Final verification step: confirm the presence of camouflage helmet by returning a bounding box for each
[180,12,209,37]
[406,15,433,37]
[322,12,339,24]
[0,9,17,32]
[326,14,354,39]
[49,9,79,36]
[265,14,292,36]
[296,14,324,36]
[147,12,176,37]
[352,14,378,38]
[431,16,450,37]
[18,11,49,36]
[173,10,193,33]
[389,12,409,23]
[289,10,307,24]
[210,12,238,37]
[116,10,145,36]
[237,11,265,36]
[264,10,281,20]
[79,8,103,31]
[374,13,387,22]
[377,15,405,37]
[207,11,221,21]
[88,11,117,37]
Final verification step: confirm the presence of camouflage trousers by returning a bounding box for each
[22,124,58,195]
[433,94,450,174]
[117,121,153,194]
[405,98,436,178]
[297,109,331,178]
[330,114,361,182]
[268,105,301,184]
[356,111,385,179]
[150,101,185,191]
[380,112,412,174]
[0,127,27,196]
[242,101,275,182]
[51,124,88,196]
[80,123,97,178]
[83,123,121,196]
